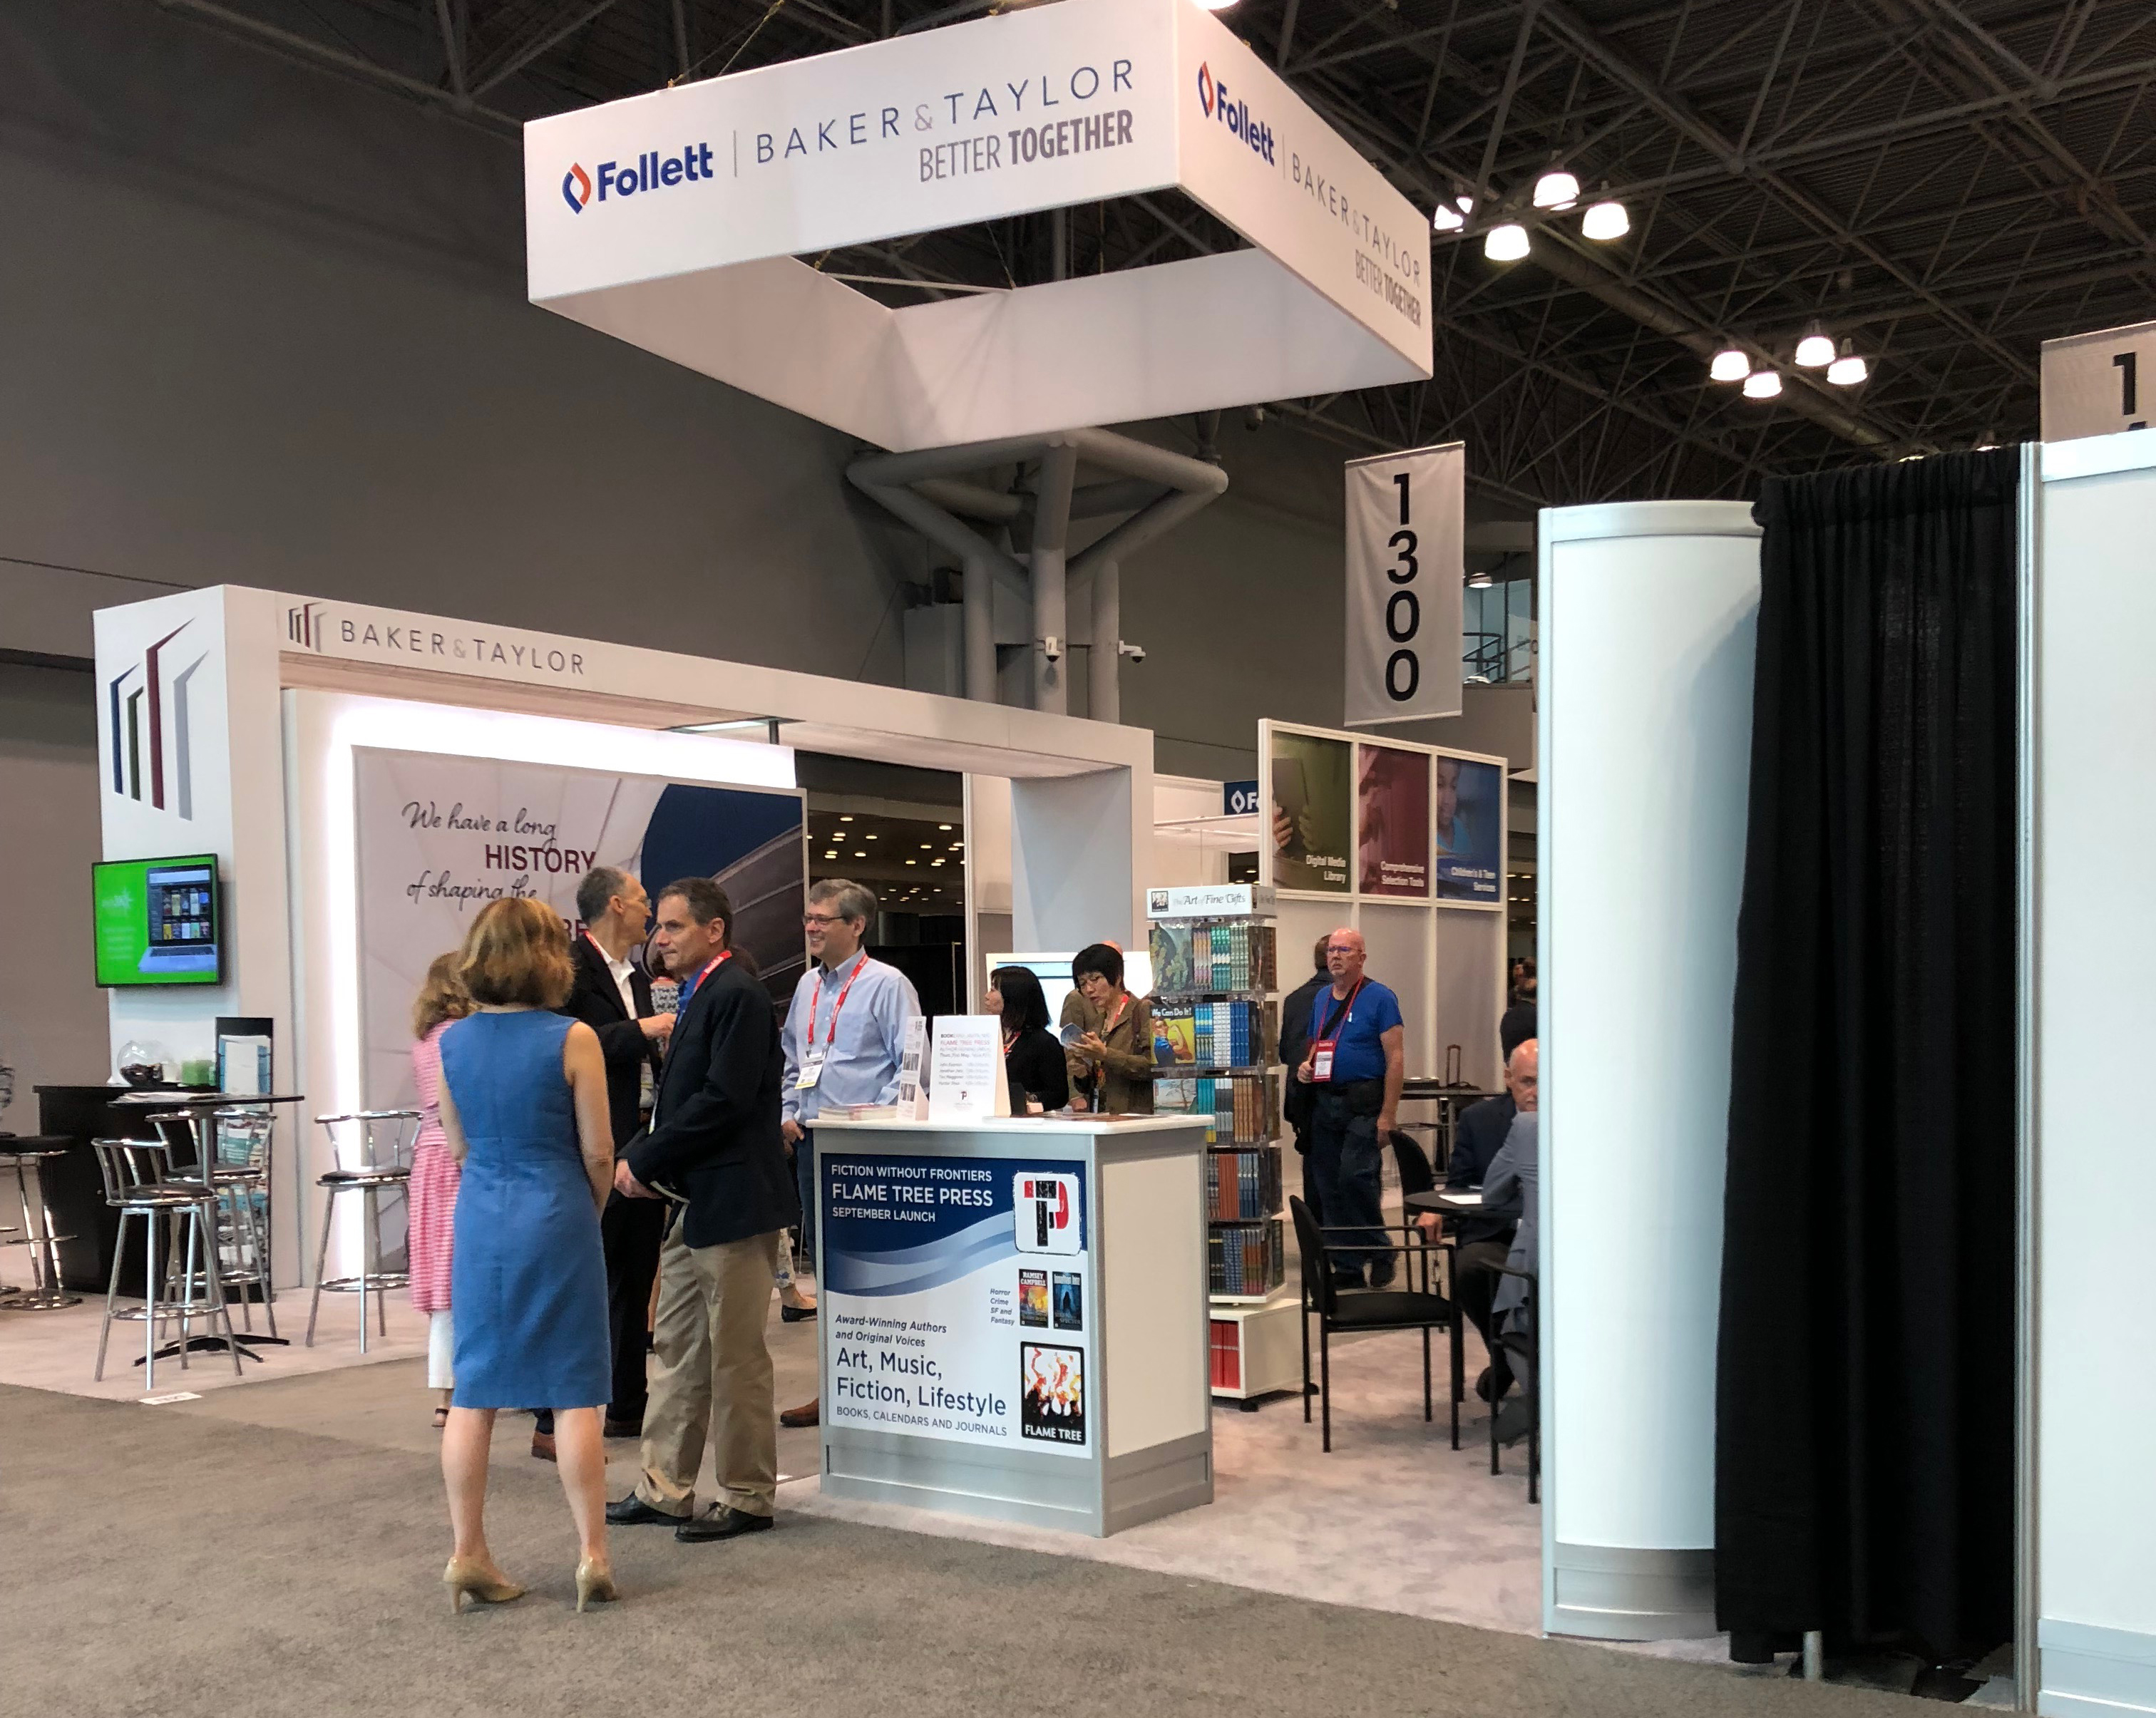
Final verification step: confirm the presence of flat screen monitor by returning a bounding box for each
[94,853,222,987]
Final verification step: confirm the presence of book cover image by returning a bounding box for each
[1052,1271,1083,1332]
[1150,922,1195,992]
[1020,1344,1087,1445]
[1157,1008,1197,1065]
[1357,741,1432,897]
[1019,1269,1049,1328]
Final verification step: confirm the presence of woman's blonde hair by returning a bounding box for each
[411,951,474,1039]
[457,897,575,1009]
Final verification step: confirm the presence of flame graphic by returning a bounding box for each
[562,163,592,212]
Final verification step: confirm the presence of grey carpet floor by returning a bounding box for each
[3,1382,1899,1718]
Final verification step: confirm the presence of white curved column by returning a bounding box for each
[1537,500,1762,1640]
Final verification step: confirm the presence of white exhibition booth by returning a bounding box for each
[94,583,1154,1295]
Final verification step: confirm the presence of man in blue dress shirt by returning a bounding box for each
[777,878,920,1428]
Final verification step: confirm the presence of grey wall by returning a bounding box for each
[0,666,109,1105]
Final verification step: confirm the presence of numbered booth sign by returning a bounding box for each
[1343,444,1465,725]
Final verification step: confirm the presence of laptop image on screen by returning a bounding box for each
[137,862,219,977]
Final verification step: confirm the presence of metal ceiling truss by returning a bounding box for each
[163,0,2156,510]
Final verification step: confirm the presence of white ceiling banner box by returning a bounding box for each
[1343,443,1464,725]
[523,0,1432,451]
[2042,317,2156,443]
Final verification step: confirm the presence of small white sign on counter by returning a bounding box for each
[929,1015,1010,1122]
[895,1015,929,1120]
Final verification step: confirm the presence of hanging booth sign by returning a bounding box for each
[1343,443,1464,726]
[523,0,1430,451]
[2041,317,2156,443]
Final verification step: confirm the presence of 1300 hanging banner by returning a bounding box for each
[1343,443,1464,726]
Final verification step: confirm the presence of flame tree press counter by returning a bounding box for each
[811,1114,1212,1536]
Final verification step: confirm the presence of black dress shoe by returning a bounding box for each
[1366,1258,1398,1290]
[780,1303,817,1323]
[602,1416,643,1440]
[605,1494,687,1527]
[675,1506,774,1543]
[1493,1398,1535,1446]
[1474,1367,1516,1403]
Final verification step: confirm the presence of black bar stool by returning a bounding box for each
[0,1144,79,1310]
[305,1111,417,1354]
[91,1138,242,1390]
[150,1107,279,1339]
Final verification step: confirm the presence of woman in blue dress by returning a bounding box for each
[436,896,619,1613]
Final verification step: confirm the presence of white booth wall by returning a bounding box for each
[2031,430,2156,1717]
[1537,500,1761,1639]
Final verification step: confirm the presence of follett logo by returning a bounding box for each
[561,145,714,214]
[1195,61,1276,165]
[562,163,592,213]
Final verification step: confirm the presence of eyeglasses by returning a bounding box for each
[802,912,844,927]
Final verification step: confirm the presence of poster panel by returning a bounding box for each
[352,748,804,1107]
[1268,729,1352,893]
[823,1153,1092,1457]
[1434,753,1504,907]
[1356,744,1432,897]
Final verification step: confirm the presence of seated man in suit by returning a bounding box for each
[1481,1105,1540,1446]
[606,878,796,1543]
[1417,1038,1536,1402]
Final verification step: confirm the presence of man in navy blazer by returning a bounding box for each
[606,877,796,1545]
[1419,1038,1536,1401]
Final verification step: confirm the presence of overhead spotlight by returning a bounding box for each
[1742,369,1783,400]
[1581,199,1628,241]
[1484,222,1529,262]
[1432,203,1465,232]
[1826,340,1868,386]
[1467,567,1494,589]
[1710,348,1750,383]
[1795,326,1835,369]
[1455,193,1474,214]
[1531,169,1578,210]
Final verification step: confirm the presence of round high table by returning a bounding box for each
[0,1136,81,1309]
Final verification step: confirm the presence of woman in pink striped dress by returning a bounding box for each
[411,953,473,1428]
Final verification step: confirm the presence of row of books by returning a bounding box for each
[1151,999,1277,1069]
[1204,1145,1283,1221]
[1207,1320,1247,1391]
[1149,920,1277,994]
[1208,1219,1286,1299]
[1156,1074,1278,1147]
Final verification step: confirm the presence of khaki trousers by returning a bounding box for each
[635,1215,784,1520]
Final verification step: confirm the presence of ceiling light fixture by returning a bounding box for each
[1795,327,1835,369]
[1456,193,1474,214]
[1710,348,1750,383]
[1532,169,1578,210]
[1432,203,1464,233]
[1826,340,1868,387]
[1742,369,1783,400]
[1467,567,1494,589]
[1581,199,1628,241]
[1484,222,1529,262]
[938,824,953,831]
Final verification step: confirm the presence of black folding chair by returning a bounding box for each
[1289,1195,1452,1452]
[1489,1262,1540,1503]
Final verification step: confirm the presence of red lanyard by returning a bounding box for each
[1100,992,1131,1037]
[1315,977,1365,1045]
[808,957,871,1046]
[679,950,731,1004]
[1002,1028,1020,1054]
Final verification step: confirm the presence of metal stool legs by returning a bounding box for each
[93,1195,241,1392]
[304,1190,337,1348]
[304,1180,403,1353]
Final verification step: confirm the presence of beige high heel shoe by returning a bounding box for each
[575,1558,620,1612]
[443,1558,526,1613]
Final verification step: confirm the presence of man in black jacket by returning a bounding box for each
[605,878,796,1544]
[1277,936,1333,1216]
[540,867,672,1455]
[1418,1037,1536,1401]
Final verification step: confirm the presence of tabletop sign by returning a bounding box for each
[928,1014,1010,1122]
[2042,317,2156,443]
[895,1015,929,1120]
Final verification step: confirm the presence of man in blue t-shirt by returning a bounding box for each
[1293,927,1406,1288]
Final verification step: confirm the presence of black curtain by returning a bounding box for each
[1716,448,2021,1662]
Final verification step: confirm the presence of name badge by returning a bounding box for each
[796,1047,826,1091]
[1311,1042,1335,1082]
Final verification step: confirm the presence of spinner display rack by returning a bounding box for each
[1148,893,1300,1405]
